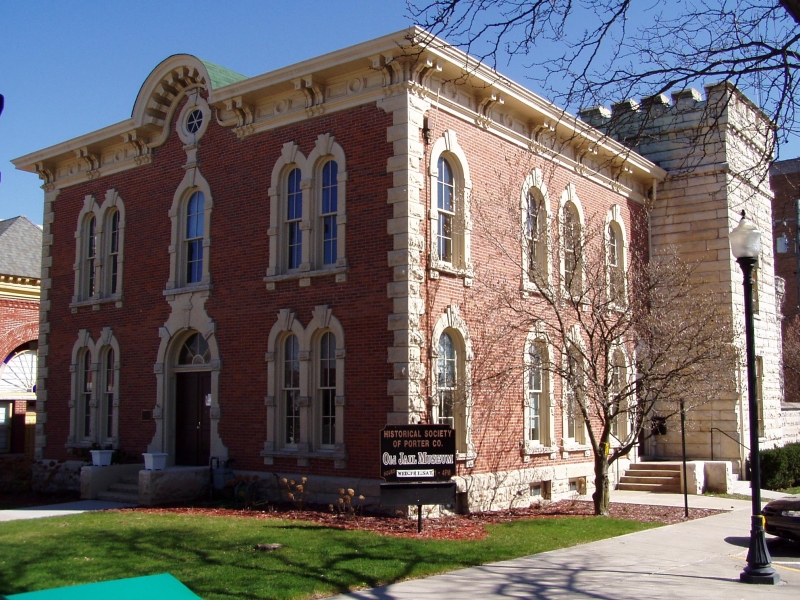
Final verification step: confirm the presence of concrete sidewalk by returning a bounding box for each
[326,491,799,599]
[0,500,135,522]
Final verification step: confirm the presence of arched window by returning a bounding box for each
[526,190,547,281]
[431,306,473,459]
[102,348,116,441]
[80,350,92,439]
[179,333,210,365]
[437,332,457,429]
[85,215,97,299]
[72,189,126,306]
[318,332,336,446]
[565,346,585,444]
[283,334,300,446]
[610,350,627,440]
[286,168,303,270]
[107,210,121,296]
[607,223,624,304]
[429,131,472,280]
[437,157,455,263]
[321,161,338,266]
[185,191,205,284]
[563,202,581,295]
[526,342,551,446]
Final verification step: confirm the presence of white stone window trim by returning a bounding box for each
[520,168,552,293]
[265,135,349,289]
[605,205,628,308]
[149,303,226,467]
[263,305,347,468]
[67,327,121,449]
[176,92,210,145]
[522,325,557,455]
[71,188,126,308]
[428,130,474,283]
[165,167,213,294]
[558,184,585,299]
[430,305,476,464]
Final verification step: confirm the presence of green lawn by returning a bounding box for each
[0,511,657,599]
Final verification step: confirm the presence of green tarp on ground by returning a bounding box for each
[3,573,201,599]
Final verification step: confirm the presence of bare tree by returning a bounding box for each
[409,1,800,158]
[470,192,736,515]
[783,314,800,400]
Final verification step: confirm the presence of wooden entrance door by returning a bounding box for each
[175,372,211,466]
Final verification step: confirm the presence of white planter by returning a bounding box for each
[90,450,114,467]
[142,453,168,471]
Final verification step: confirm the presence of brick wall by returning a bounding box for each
[41,98,395,479]
[770,159,800,404]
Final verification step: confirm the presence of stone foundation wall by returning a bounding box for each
[782,407,800,445]
[31,459,86,493]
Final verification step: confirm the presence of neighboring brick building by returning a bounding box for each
[12,28,789,507]
[770,159,800,409]
[0,216,41,456]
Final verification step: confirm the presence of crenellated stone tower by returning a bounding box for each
[581,83,785,473]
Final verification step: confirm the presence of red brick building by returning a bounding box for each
[771,159,800,404]
[13,29,788,506]
[0,216,41,456]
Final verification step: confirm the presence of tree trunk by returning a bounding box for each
[592,454,611,516]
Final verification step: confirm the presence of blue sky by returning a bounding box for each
[2,1,798,224]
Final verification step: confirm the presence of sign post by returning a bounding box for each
[379,424,457,532]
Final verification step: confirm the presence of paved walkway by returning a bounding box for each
[0,499,135,522]
[326,488,799,600]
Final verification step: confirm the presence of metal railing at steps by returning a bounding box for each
[710,427,749,461]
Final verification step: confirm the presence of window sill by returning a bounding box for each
[264,266,348,289]
[522,443,558,456]
[562,443,592,458]
[429,260,474,285]
[70,296,123,311]
[163,283,212,297]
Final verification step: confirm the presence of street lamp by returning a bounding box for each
[730,210,780,585]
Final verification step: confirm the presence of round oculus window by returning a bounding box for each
[186,108,204,134]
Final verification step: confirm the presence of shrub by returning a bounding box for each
[760,443,800,490]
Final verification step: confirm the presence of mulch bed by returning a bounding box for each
[126,500,724,541]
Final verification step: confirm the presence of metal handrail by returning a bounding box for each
[710,427,748,461]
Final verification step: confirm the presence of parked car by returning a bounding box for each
[763,494,800,541]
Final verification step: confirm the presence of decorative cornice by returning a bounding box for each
[13,27,665,197]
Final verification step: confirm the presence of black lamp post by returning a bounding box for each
[730,211,780,585]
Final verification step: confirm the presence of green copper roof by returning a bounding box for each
[199,59,248,89]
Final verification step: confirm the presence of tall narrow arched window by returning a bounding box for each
[437,332,457,428]
[283,335,300,445]
[565,347,585,444]
[321,161,338,266]
[108,210,120,295]
[185,191,204,284]
[607,223,624,304]
[610,350,627,440]
[81,351,92,439]
[85,216,97,298]
[526,190,547,280]
[287,168,303,270]
[563,202,581,295]
[319,332,336,446]
[528,344,543,444]
[437,157,455,264]
[103,348,115,441]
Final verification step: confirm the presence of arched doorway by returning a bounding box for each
[173,332,211,466]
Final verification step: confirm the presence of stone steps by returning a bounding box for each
[97,474,139,504]
[97,490,139,504]
[618,462,682,493]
